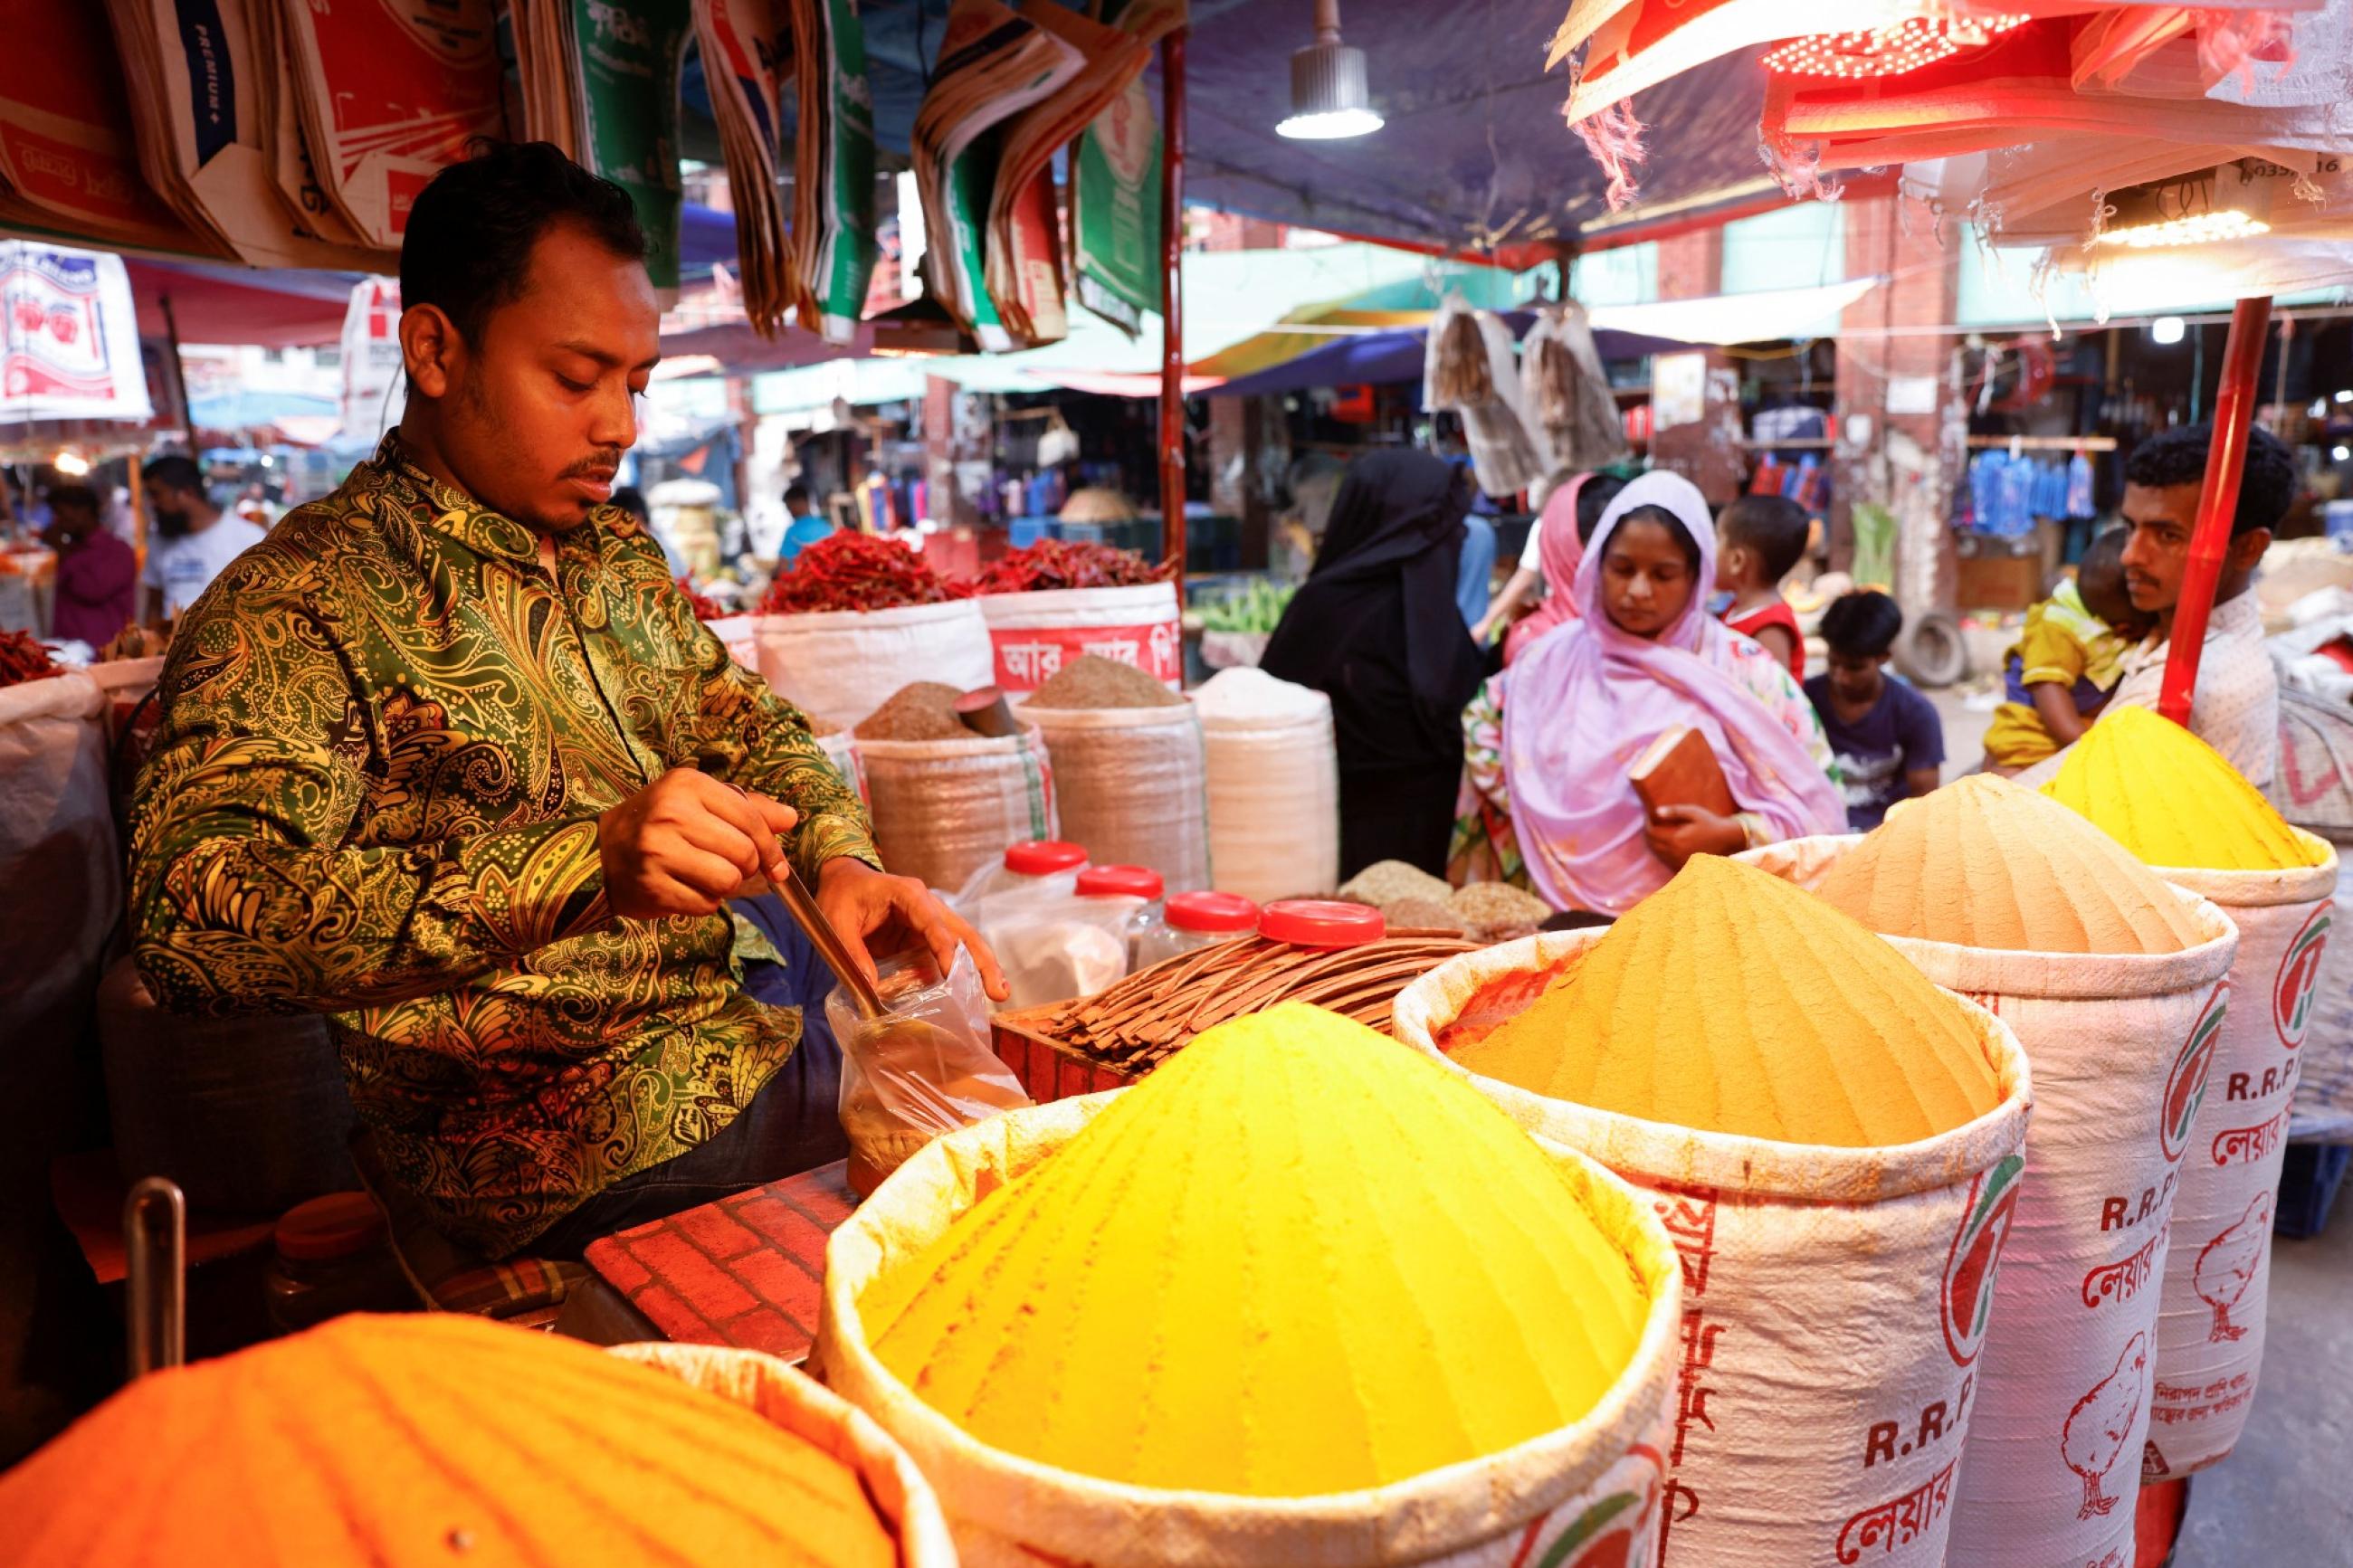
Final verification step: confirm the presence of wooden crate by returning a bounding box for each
[992,1009,1136,1105]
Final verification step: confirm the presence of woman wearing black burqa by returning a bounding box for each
[1262,450,1487,880]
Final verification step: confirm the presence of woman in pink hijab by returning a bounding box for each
[1453,470,1845,913]
[1500,471,1620,665]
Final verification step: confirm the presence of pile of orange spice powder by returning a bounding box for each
[1815,774,2206,954]
[1456,855,2002,1146]
[860,1003,1650,1497]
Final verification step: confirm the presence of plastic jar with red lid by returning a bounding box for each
[1137,890,1261,969]
[1258,898,1386,948]
[1077,865,1167,967]
[957,839,1089,909]
[263,1192,413,1334]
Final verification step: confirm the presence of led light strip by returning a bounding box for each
[1762,13,2032,79]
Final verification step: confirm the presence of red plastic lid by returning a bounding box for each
[1260,898,1386,948]
[274,1193,386,1262]
[1003,839,1087,877]
[1006,841,1087,879]
[1165,890,1260,934]
[1077,864,1164,900]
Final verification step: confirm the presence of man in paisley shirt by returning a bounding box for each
[128,144,1003,1259]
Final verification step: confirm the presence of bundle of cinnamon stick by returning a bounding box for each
[1035,932,1480,1075]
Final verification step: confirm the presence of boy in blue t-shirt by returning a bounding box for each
[1805,590,1945,831]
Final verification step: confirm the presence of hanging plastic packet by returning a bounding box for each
[826,951,1031,1196]
[983,891,1147,1011]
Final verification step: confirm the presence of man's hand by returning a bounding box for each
[1643,803,1748,870]
[596,767,798,920]
[817,856,1009,1003]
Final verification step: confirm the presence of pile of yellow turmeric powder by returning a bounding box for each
[2043,707,2325,871]
[0,1314,899,1567]
[861,1002,1649,1497]
[1815,774,2205,954]
[1457,856,2001,1146]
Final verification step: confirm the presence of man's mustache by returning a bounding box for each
[560,451,623,480]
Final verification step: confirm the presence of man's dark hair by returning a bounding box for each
[1573,473,1629,544]
[44,481,98,516]
[142,453,204,495]
[400,140,646,351]
[2125,422,2298,537]
[1719,493,1812,582]
[1821,590,1903,659]
[784,483,813,513]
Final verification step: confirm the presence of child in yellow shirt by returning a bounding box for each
[1983,529,2151,772]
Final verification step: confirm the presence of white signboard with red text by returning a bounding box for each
[0,243,152,424]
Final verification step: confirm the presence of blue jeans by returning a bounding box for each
[525,896,848,1259]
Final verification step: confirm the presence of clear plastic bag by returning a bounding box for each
[826,951,1033,1196]
[980,893,1147,1011]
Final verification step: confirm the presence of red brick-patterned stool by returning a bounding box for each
[582,1161,857,1364]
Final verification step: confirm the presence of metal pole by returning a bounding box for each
[1157,28,1186,596]
[157,295,196,442]
[2158,294,2272,727]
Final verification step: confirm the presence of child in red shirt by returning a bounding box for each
[1715,493,1810,679]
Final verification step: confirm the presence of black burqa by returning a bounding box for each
[1261,450,1486,879]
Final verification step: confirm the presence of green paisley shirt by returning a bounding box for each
[129,437,876,1257]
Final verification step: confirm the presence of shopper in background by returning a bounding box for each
[1495,470,1629,666]
[2021,423,2292,788]
[1262,449,1485,880]
[1454,503,1498,634]
[43,483,137,648]
[1455,471,1844,914]
[140,453,264,627]
[1805,591,1944,832]
[1713,492,1810,678]
[1980,528,2149,774]
[779,482,836,565]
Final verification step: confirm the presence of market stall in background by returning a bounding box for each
[1,4,2349,1567]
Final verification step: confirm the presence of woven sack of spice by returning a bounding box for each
[2267,687,2353,1141]
[817,1085,1685,1568]
[1392,925,2034,1568]
[859,727,1058,893]
[2110,846,2335,1477]
[1016,702,1208,893]
[2039,708,2339,1475]
[978,582,1181,696]
[0,671,117,1194]
[1739,834,2239,1566]
[753,601,995,732]
[606,1342,959,1566]
[1191,667,1340,904]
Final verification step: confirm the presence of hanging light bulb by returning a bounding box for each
[1278,0,1382,139]
[1762,13,2032,79]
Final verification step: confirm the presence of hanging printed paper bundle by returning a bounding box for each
[563,0,694,296]
[981,2,1152,347]
[0,0,203,252]
[1070,0,1183,336]
[789,0,880,343]
[693,0,803,333]
[101,1,392,270]
[510,0,583,153]
[912,0,1088,350]
[274,0,509,251]
[248,0,377,251]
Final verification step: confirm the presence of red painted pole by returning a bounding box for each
[1157,28,1187,600]
[2158,294,2272,727]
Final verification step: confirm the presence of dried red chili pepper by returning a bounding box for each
[677,576,729,620]
[967,540,1173,594]
[757,531,966,614]
[0,629,63,689]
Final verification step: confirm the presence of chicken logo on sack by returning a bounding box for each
[1941,1154,2024,1368]
[2160,989,2227,1164]
[2196,1191,2274,1344]
[2062,1332,2147,1521]
[2272,905,2329,1048]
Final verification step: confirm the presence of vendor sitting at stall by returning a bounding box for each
[127,142,1004,1264]
[2018,422,2292,789]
